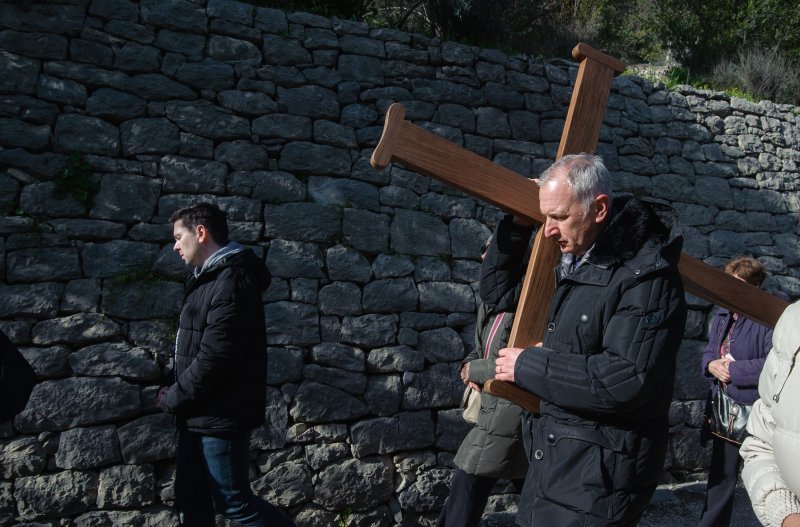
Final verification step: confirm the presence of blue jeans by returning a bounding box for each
[175,429,295,527]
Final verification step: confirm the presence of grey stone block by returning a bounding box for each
[418,327,465,363]
[14,471,97,520]
[364,374,402,416]
[121,118,180,155]
[367,346,424,373]
[97,464,155,508]
[6,247,80,283]
[118,413,177,464]
[279,142,352,176]
[363,278,418,313]
[343,209,390,253]
[54,114,120,156]
[265,301,320,346]
[352,411,434,457]
[391,210,449,256]
[419,282,475,313]
[81,240,160,279]
[0,437,47,478]
[402,362,463,410]
[0,282,63,318]
[313,457,393,510]
[15,377,140,433]
[326,245,372,284]
[341,314,397,347]
[31,313,121,346]
[289,381,368,423]
[68,342,160,381]
[140,0,207,32]
[265,202,341,243]
[55,426,120,470]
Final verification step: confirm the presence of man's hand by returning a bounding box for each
[782,513,800,527]
[495,347,524,383]
[156,387,170,412]
[708,358,731,383]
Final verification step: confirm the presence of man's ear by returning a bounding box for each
[195,224,209,243]
[593,194,609,223]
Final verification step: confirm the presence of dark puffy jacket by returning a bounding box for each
[701,308,772,405]
[454,217,532,478]
[513,197,687,527]
[165,245,271,434]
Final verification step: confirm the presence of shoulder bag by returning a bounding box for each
[461,386,480,424]
[706,383,751,446]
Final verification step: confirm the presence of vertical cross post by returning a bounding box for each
[486,45,624,411]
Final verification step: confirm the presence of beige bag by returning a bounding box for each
[461,386,481,424]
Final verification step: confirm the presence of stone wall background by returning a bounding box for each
[1,0,799,525]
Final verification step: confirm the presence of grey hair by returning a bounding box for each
[537,154,613,214]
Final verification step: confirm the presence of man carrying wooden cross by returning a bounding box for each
[494,153,688,526]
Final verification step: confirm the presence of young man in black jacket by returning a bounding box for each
[495,154,687,526]
[158,202,294,527]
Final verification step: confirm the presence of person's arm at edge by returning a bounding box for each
[741,349,800,527]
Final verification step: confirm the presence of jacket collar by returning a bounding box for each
[194,242,245,278]
[587,196,681,268]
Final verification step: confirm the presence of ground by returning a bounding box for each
[480,480,761,526]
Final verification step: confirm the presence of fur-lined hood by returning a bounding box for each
[589,196,683,268]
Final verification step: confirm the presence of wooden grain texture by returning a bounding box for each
[679,253,789,327]
[484,378,541,414]
[372,104,544,224]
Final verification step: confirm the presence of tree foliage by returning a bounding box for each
[265,0,800,102]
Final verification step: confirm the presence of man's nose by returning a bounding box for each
[544,220,557,238]
[173,241,180,252]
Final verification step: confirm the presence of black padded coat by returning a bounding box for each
[165,246,271,434]
[513,197,687,527]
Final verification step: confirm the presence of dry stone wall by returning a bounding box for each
[1,0,799,525]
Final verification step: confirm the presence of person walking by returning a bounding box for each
[437,217,532,527]
[495,154,687,526]
[158,202,295,527]
[699,257,773,527]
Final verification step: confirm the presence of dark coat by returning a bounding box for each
[513,197,687,527]
[701,308,773,405]
[165,246,271,434]
[454,217,532,479]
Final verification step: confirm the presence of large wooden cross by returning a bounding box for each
[371,43,790,411]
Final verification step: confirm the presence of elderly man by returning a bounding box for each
[495,154,687,526]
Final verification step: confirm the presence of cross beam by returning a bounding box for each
[371,44,789,411]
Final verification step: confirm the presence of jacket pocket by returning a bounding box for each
[532,418,625,521]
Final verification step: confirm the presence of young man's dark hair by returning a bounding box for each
[169,202,229,246]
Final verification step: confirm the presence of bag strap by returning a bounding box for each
[484,312,507,360]
[773,342,800,404]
